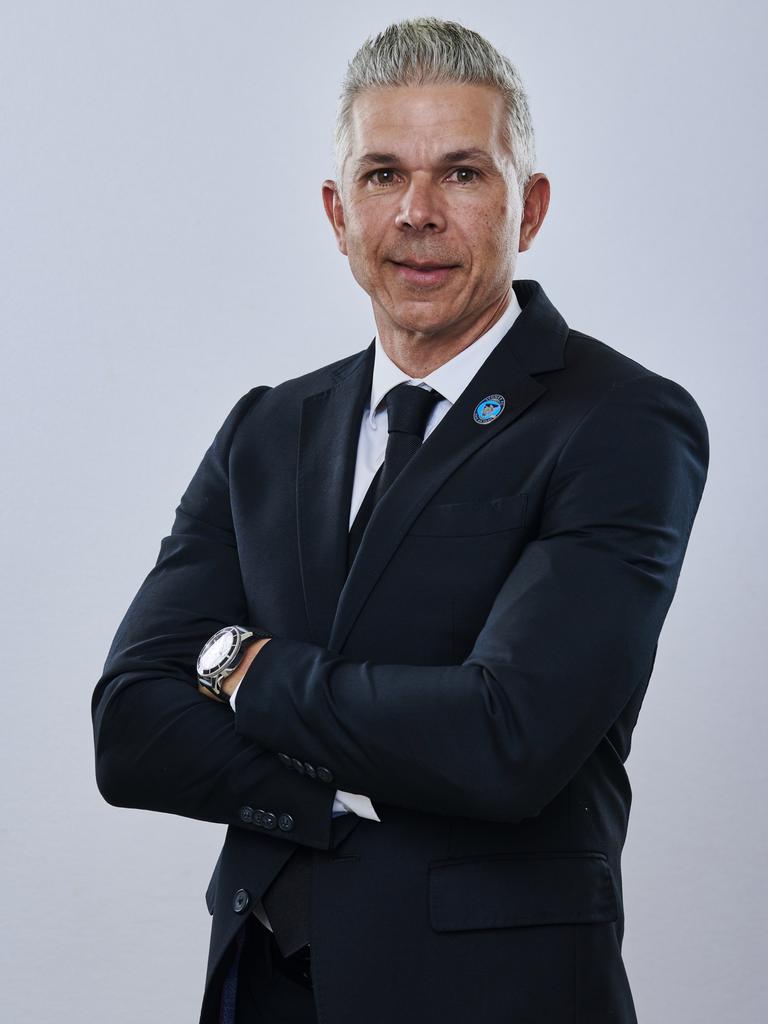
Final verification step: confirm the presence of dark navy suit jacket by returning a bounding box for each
[91,279,709,1023]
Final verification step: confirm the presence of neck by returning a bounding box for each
[374,288,512,378]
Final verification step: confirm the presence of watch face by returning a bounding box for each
[198,627,238,676]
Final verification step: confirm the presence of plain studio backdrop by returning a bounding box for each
[1,2,765,1021]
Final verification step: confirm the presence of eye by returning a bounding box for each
[368,169,399,186]
[365,166,481,187]
[450,167,480,184]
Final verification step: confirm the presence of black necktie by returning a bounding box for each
[347,382,444,569]
[261,381,443,959]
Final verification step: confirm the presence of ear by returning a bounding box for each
[322,179,348,256]
[519,173,551,253]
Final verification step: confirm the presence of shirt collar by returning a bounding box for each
[368,287,523,427]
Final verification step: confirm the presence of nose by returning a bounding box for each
[394,175,446,233]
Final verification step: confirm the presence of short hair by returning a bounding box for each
[334,17,537,202]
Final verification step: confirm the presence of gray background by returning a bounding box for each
[2,2,765,1021]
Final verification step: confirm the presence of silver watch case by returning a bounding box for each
[196,625,255,699]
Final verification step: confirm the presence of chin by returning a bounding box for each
[388,303,455,335]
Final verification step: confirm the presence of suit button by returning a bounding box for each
[290,757,305,774]
[303,762,316,779]
[317,766,334,783]
[278,753,292,767]
[278,813,295,831]
[239,805,254,824]
[262,812,276,830]
[232,888,250,913]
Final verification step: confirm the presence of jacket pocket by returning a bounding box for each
[409,493,527,537]
[428,851,618,931]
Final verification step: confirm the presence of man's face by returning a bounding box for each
[323,82,533,341]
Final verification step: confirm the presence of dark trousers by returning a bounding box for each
[234,915,319,1023]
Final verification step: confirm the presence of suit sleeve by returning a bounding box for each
[229,675,380,822]
[90,386,343,851]
[232,373,710,823]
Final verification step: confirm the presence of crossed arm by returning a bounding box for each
[92,373,708,836]
[198,641,381,822]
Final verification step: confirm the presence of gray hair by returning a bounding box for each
[333,17,537,202]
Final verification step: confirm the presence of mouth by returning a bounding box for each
[390,260,459,285]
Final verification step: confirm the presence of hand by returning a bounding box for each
[197,637,272,702]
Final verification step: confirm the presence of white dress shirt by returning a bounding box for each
[230,288,522,932]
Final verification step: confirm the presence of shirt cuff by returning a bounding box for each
[333,789,381,822]
[229,676,243,712]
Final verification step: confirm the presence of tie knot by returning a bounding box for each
[384,382,444,440]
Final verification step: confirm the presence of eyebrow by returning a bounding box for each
[353,148,497,174]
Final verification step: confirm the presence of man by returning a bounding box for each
[91,17,709,1024]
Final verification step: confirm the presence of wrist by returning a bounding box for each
[221,636,271,697]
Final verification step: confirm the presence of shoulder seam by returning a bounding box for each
[224,385,272,465]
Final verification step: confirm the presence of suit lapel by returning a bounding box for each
[296,341,375,646]
[297,279,569,653]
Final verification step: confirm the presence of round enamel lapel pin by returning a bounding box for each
[473,394,505,425]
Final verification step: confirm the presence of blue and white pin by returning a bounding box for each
[473,393,505,425]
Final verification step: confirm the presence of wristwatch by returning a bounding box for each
[196,625,272,704]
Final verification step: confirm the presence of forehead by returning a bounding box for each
[348,82,507,160]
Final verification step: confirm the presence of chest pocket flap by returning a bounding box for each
[410,493,527,537]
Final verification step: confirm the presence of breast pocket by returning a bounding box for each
[409,493,527,537]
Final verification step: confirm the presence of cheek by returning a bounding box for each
[343,219,384,295]
[345,210,381,267]
[474,202,517,260]
[345,241,373,293]
[458,193,510,238]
